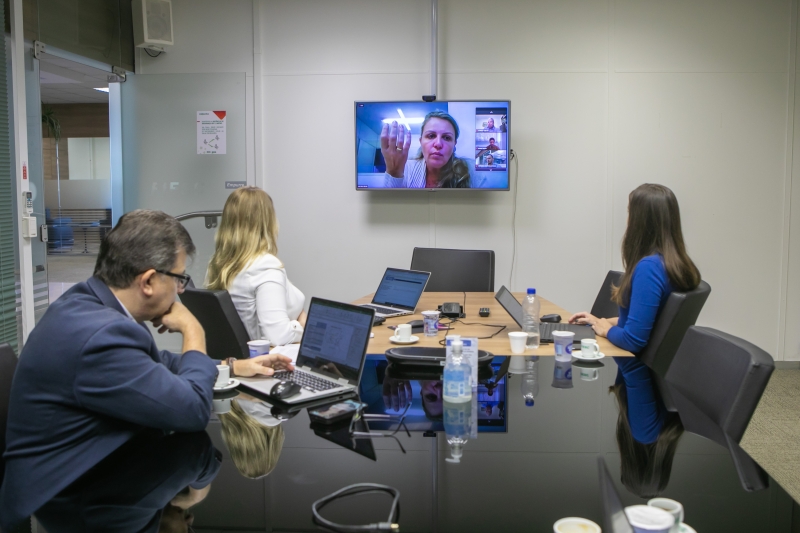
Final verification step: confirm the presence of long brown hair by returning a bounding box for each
[610,383,684,498]
[612,184,700,306]
[206,187,280,290]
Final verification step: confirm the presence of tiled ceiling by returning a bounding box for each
[39,55,110,104]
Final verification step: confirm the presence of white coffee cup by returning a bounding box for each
[247,339,270,357]
[215,364,231,388]
[553,517,601,533]
[394,323,412,342]
[508,332,528,354]
[580,338,600,358]
[625,505,675,533]
[647,498,683,533]
[579,367,599,381]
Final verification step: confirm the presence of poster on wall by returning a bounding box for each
[197,111,227,154]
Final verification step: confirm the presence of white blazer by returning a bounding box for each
[227,254,305,346]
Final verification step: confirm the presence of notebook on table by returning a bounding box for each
[238,297,375,404]
[359,268,431,318]
[494,285,594,344]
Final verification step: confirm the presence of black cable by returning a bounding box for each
[144,48,163,58]
[312,483,400,532]
[452,319,506,339]
[509,149,519,287]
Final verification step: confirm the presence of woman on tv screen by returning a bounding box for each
[381,111,473,188]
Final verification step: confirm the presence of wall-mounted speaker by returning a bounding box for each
[132,0,174,52]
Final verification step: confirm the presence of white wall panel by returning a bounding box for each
[137,0,255,76]
[261,0,430,76]
[613,73,788,355]
[441,0,608,73]
[615,0,790,72]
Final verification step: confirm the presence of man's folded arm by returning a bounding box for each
[74,321,217,432]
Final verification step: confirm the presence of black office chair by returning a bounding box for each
[410,247,495,292]
[665,326,774,492]
[636,280,711,411]
[590,270,622,319]
[179,288,251,359]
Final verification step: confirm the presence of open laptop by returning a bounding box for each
[598,457,634,533]
[237,297,375,404]
[494,285,594,344]
[359,268,431,318]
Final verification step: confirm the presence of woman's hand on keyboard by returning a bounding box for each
[233,354,295,377]
[568,311,597,326]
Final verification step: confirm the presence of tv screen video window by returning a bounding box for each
[355,100,510,191]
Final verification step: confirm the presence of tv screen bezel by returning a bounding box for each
[354,100,511,192]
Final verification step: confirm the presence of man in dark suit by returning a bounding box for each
[0,210,293,530]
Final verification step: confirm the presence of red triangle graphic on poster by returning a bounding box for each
[213,111,226,120]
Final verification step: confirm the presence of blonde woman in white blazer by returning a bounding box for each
[206,187,306,346]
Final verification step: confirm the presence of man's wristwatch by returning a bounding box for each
[226,357,237,377]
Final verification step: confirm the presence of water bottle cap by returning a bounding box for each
[525,398,535,407]
[527,288,536,295]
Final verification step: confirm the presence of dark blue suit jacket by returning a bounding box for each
[0,277,218,528]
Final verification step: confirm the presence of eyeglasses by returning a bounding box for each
[155,269,192,289]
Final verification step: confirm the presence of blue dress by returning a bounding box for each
[609,255,673,444]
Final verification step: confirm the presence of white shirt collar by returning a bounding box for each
[114,295,136,322]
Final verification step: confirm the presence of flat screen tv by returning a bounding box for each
[355,100,510,191]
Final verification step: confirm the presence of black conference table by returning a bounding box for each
[171,355,794,533]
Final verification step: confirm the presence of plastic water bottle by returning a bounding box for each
[444,399,472,463]
[522,288,541,348]
[520,356,540,407]
[443,340,471,402]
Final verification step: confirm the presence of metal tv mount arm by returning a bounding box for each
[174,210,222,229]
[423,0,438,102]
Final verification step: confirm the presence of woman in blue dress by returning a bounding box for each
[569,183,701,497]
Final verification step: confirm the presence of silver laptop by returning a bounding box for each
[494,285,594,344]
[359,268,431,318]
[237,297,375,404]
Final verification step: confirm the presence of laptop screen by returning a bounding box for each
[598,457,634,533]
[296,298,375,384]
[494,285,523,327]
[371,268,430,310]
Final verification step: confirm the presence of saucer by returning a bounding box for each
[389,335,419,345]
[680,524,696,533]
[213,378,240,392]
[571,359,605,369]
[572,350,605,362]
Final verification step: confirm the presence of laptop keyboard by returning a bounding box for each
[540,322,591,341]
[362,304,401,315]
[272,370,340,392]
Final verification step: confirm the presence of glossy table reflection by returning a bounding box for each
[186,356,793,533]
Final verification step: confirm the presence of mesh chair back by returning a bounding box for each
[410,248,495,292]
[180,288,251,359]
[590,270,622,319]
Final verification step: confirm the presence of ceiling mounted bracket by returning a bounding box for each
[108,66,127,83]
